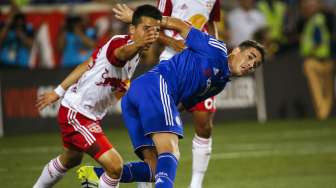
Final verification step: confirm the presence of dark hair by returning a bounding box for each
[238,40,266,64]
[132,5,162,26]
[11,13,25,29]
[65,15,82,32]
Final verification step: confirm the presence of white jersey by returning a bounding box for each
[62,35,140,120]
[158,0,220,60]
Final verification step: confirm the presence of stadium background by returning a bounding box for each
[0,0,336,187]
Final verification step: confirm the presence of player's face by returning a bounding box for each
[131,16,160,50]
[230,47,262,76]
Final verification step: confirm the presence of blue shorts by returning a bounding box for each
[121,72,183,158]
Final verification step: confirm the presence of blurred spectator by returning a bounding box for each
[30,0,91,4]
[216,10,230,42]
[298,0,335,120]
[57,14,96,67]
[257,0,288,53]
[227,0,266,47]
[322,0,336,11]
[253,27,276,59]
[0,4,34,68]
[95,15,126,47]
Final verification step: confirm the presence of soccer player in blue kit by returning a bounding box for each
[78,4,265,188]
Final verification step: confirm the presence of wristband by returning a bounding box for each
[54,85,65,97]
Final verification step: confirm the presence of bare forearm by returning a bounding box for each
[158,31,186,52]
[114,43,142,62]
[77,32,95,48]
[158,31,173,46]
[59,60,90,90]
[208,21,218,39]
[161,17,191,39]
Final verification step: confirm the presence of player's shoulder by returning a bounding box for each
[208,36,227,56]
[110,35,131,43]
[104,34,132,50]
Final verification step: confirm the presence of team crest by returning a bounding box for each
[175,116,182,126]
[87,123,102,133]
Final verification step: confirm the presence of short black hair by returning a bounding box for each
[132,4,162,26]
[238,40,266,64]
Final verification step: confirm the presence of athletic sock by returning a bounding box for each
[33,156,67,188]
[99,173,119,188]
[137,182,152,188]
[121,162,153,182]
[155,153,178,188]
[189,135,212,188]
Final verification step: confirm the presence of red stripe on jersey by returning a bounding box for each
[157,0,172,16]
[209,0,221,22]
[106,35,130,67]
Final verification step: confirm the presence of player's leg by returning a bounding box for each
[77,91,157,187]
[121,92,158,184]
[188,97,216,188]
[135,147,158,182]
[63,105,122,188]
[95,148,123,188]
[151,133,180,188]
[33,105,85,188]
[33,148,83,188]
[77,148,157,187]
[138,75,183,188]
[79,90,156,187]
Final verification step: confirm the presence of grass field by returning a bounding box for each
[1,119,336,188]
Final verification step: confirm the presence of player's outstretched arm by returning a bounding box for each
[158,31,185,52]
[36,60,90,111]
[114,27,159,62]
[112,3,191,39]
[208,21,219,39]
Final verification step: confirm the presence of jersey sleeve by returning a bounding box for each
[185,27,227,58]
[209,0,221,22]
[106,37,128,67]
[157,0,173,16]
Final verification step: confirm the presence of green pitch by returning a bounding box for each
[1,119,336,188]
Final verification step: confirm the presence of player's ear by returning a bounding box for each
[129,25,135,35]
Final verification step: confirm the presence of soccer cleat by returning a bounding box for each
[77,166,100,188]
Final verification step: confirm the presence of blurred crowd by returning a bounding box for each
[0,0,336,119]
[0,0,335,68]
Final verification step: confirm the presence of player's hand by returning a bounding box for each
[112,4,133,24]
[169,40,185,52]
[134,27,160,49]
[36,91,60,111]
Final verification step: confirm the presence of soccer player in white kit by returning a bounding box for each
[157,1,220,188]
[32,5,162,188]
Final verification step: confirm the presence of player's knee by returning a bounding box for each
[195,122,213,138]
[104,158,123,178]
[98,149,124,178]
[152,133,180,160]
[157,145,180,160]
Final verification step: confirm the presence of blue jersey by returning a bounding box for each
[150,27,230,109]
[122,28,230,151]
